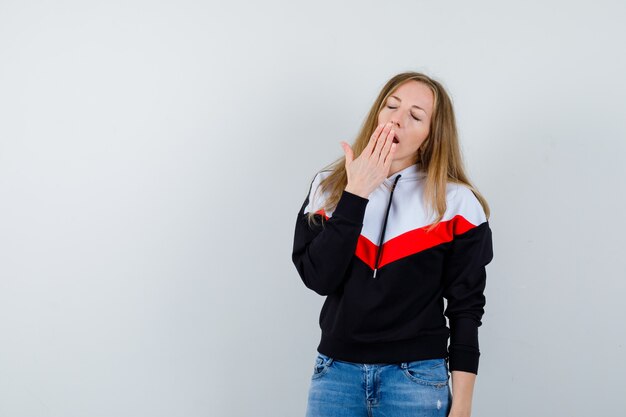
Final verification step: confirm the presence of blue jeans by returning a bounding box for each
[305,352,452,417]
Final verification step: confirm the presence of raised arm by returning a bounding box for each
[291,172,369,296]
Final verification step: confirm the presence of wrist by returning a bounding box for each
[449,399,473,417]
[344,185,368,199]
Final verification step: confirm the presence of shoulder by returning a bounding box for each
[303,169,333,215]
[445,182,487,228]
[309,169,333,190]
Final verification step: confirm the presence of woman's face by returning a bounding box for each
[377,80,434,167]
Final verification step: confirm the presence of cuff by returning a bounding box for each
[448,346,480,374]
[448,317,481,374]
[332,190,369,224]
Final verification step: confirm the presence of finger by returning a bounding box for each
[372,123,391,159]
[364,123,384,156]
[373,125,395,160]
[378,128,395,165]
[364,123,385,155]
[341,141,354,165]
[383,142,397,168]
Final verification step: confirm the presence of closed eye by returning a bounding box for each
[386,106,421,121]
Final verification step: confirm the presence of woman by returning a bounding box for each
[291,71,494,417]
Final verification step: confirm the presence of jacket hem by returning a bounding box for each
[317,332,450,364]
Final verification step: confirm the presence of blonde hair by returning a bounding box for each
[307,71,490,232]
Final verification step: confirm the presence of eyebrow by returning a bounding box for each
[389,95,427,114]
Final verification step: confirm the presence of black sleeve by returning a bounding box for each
[291,172,369,296]
[442,219,494,375]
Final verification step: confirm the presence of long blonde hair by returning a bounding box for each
[307,71,490,232]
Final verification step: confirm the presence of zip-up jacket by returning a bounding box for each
[291,163,494,374]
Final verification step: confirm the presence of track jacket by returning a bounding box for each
[291,162,494,374]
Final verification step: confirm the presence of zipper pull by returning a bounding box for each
[373,268,378,279]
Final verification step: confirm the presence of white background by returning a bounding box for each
[1,1,625,416]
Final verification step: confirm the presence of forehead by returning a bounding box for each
[388,80,434,115]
